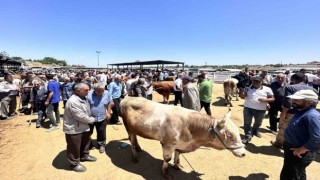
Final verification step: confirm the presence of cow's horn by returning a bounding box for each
[224,108,232,118]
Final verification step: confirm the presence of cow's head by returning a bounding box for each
[212,109,246,157]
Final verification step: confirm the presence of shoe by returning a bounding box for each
[71,164,87,172]
[89,143,96,150]
[252,131,262,138]
[271,140,283,149]
[81,155,97,162]
[99,146,105,154]
[270,130,278,135]
[46,126,59,132]
[242,136,252,144]
[0,116,13,120]
[36,124,41,128]
[8,112,18,117]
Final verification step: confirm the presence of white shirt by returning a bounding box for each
[174,78,182,91]
[159,72,164,81]
[244,86,273,110]
[144,81,153,95]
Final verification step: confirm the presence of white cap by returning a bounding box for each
[287,90,318,100]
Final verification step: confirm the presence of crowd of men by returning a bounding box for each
[0,67,319,179]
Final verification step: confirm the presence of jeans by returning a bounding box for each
[146,94,153,100]
[280,141,315,180]
[89,119,107,146]
[36,102,46,125]
[46,102,60,126]
[243,107,266,136]
[200,101,212,116]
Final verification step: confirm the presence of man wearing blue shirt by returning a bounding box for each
[45,74,61,132]
[87,83,113,153]
[108,74,123,125]
[280,90,320,180]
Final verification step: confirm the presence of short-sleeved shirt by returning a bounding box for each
[47,80,60,104]
[108,81,122,99]
[87,90,112,122]
[244,85,273,110]
[198,80,213,103]
[174,78,182,91]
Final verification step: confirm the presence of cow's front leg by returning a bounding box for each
[172,150,183,170]
[161,143,175,179]
[129,134,138,163]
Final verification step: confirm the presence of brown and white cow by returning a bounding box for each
[120,97,246,179]
[152,81,174,104]
[223,78,239,107]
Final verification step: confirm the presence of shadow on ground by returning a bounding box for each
[229,173,269,180]
[105,140,203,180]
[52,150,71,171]
[244,142,283,158]
[212,97,226,106]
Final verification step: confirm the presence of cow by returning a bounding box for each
[164,76,175,81]
[152,81,174,104]
[120,97,246,179]
[223,78,239,107]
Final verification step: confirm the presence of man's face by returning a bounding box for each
[34,82,41,89]
[291,99,307,109]
[276,75,286,84]
[252,80,262,88]
[6,75,13,82]
[78,84,90,97]
[94,88,104,96]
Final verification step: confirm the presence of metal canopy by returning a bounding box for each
[108,60,185,70]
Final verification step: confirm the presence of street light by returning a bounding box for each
[96,51,101,68]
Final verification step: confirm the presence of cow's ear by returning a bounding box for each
[224,108,232,119]
[217,119,226,128]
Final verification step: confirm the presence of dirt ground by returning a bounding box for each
[0,83,319,180]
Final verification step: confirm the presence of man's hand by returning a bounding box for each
[290,147,309,158]
[45,101,49,107]
[106,112,111,121]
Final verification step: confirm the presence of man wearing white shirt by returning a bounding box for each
[239,76,275,144]
[173,73,183,106]
[0,74,19,120]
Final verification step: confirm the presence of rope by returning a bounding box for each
[181,153,196,172]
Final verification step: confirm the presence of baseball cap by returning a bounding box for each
[253,76,263,81]
[287,90,318,100]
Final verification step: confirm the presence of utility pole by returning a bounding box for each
[96,51,100,68]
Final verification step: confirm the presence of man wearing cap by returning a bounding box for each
[239,76,274,144]
[182,76,200,111]
[280,90,320,180]
[271,73,317,149]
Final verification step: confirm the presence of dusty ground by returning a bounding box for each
[0,83,319,180]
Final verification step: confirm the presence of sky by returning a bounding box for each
[1,0,320,67]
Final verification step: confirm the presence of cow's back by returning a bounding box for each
[153,81,174,95]
[120,97,195,141]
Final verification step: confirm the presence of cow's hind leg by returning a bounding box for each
[161,143,175,179]
[129,133,139,163]
[172,150,183,170]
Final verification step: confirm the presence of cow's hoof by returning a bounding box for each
[172,164,183,170]
[236,99,239,101]
[230,104,233,107]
